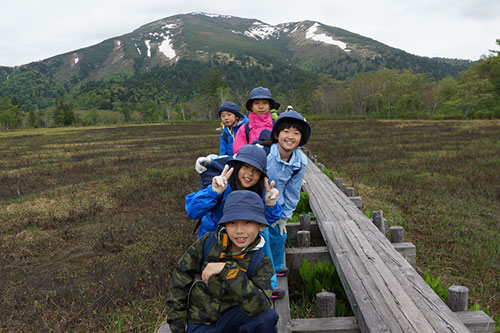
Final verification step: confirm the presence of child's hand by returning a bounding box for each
[202,262,226,283]
[195,156,212,173]
[212,164,234,194]
[264,177,279,206]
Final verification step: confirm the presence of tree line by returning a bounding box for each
[1,40,499,129]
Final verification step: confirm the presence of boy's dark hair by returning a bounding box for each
[228,161,265,195]
[271,118,307,143]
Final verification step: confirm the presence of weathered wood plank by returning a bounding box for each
[286,246,332,270]
[287,222,323,244]
[291,317,360,333]
[289,311,493,333]
[302,159,470,333]
[274,261,292,332]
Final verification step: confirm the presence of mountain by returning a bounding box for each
[0,12,473,110]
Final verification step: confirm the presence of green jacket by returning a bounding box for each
[166,229,273,332]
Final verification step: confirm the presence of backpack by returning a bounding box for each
[202,232,265,279]
[193,134,298,233]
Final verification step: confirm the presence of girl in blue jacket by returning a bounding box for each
[185,144,281,239]
[218,102,249,156]
[259,111,311,277]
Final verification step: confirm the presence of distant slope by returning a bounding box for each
[0,12,473,109]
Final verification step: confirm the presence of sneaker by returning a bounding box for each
[272,287,286,299]
[276,267,289,277]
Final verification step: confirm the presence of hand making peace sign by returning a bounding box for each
[211,164,234,194]
[264,177,279,207]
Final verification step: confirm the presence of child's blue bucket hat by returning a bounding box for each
[218,102,242,119]
[219,190,268,225]
[228,144,267,176]
[272,110,311,146]
[245,87,280,111]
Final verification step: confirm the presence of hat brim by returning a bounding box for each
[227,157,267,177]
[246,98,280,111]
[219,211,269,226]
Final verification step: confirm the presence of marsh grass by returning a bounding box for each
[1,122,219,331]
[2,120,499,330]
[307,119,500,326]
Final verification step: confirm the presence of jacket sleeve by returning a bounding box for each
[185,186,222,219]
[166,234,208,333]
[281,165,306,220]
[264,200,282,223]
[232,126,247,154]
[206,255,273,316]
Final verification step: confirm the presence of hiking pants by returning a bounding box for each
[186,307,278,332]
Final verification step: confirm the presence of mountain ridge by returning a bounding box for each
[0,12,473,110]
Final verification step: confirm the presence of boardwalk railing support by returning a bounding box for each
[372,209,387,236]
[316,291,336,318]
[448,285,469,312]
[299,214,311,231]
[390,226,404,243]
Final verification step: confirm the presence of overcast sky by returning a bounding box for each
[1,0,499,67]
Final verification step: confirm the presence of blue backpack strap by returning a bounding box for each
[203,232,264,279]
[222,131,228,144]
[245,123,250,143]
[246,248,265,279]
[202,232,218,262]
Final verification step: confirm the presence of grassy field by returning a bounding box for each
[1,120,499,331]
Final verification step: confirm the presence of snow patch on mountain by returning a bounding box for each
[306,23,348,51]
[244,22,277,40]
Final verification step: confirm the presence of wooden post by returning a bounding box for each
[334,177,343,190]
[448,286,469,312]
[316,291,336,318]
[372,210,387,236]
[299,214,311,231]
[297,230,310,247]
[345,187,355,197]
[390,226,404,243]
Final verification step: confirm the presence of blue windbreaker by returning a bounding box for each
[265,144,307,220]
[185,184,282,239]
[220,115,249,156]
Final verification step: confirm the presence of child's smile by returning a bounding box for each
[277,127,302,151]
[238,163,261,188]
[226,220,266,252]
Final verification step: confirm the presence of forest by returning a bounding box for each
[0,40,499,129]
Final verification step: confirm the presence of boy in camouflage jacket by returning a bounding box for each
[166,190,279,332]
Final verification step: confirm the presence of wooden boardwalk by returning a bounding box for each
[157,156,495,333]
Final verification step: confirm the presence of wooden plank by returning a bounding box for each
[287,222,323,244]
[274,259,292,332]
[286,246,332,270]
[291,317,360,333]
[455,311,495,333]
[392,242,416,266]
[302,159,470,333]
[289,311,494,333]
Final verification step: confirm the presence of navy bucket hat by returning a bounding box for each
[272,110,311,146]
[245,87,280,111]
[228,144,267,176]
[218,102,242,119]
[219,190,268,225]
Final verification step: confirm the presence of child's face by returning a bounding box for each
[251,99,271,115]
[276,126,302,152]
[225,220,266,252]
[237,163,262,189]
[220,111,237,128]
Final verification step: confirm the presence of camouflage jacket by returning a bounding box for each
[166,228,273,332]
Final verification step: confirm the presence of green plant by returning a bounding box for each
[422,272,450,303]
[290,192,312,222]
[298,259,353,316]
